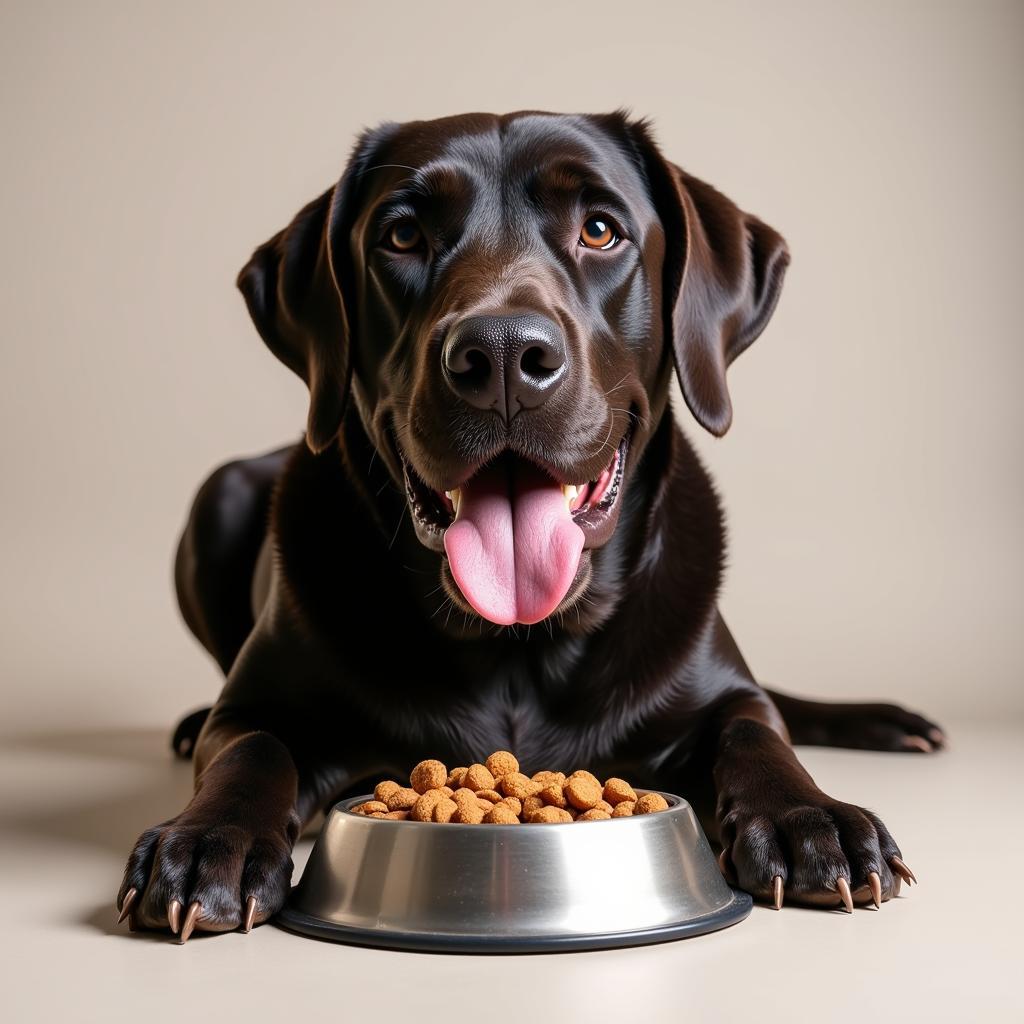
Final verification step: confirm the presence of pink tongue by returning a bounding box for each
[443,459,585,625]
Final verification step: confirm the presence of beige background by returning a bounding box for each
[2,2,1023,1021]
[1,0,1022,731]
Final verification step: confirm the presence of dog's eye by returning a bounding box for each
[579,216,619,250]
[387,220,423,252]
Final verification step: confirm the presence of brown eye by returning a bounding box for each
[388,220,423,252]
[580,215,618,250]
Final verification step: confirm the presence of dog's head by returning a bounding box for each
[238,112,789,628]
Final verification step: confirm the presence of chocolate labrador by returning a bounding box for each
[117,111,944,942]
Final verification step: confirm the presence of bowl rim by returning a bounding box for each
[335,789,687,827]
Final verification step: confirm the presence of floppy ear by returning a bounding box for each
[237,129,388,453]
[630,122,790,436]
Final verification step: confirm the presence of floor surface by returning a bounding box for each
[1,720,1020,1023]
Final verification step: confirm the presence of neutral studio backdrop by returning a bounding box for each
[1,0,1021,735]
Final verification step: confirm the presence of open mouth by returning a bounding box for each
[401,433,630,626]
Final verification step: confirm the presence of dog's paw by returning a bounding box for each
[116,806,300,942]
[718,793,916,911]
[818,702,947,753]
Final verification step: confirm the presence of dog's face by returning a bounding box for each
[239,112,789,628]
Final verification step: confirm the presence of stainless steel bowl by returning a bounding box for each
[277,791,751,952]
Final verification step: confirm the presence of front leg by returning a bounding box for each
[712,695,917,911]
[116,717,329,942]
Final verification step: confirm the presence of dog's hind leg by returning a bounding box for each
[170,443,296,756]
[763,688,946,752]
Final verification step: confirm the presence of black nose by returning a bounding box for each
[442,313,567,422]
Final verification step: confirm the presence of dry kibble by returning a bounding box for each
[374,780,401,804]
[410,759,448,794]
[564,771,602,810]
[452,789,480,811]
[634,792,670,815]
[386,787,419,811]
[355,756,668,825]
[527,806,574,824]
[353,800,389,815]
[484,803,519,824]
[452,802,485,824]
[539,783,567,808]
[410,790,445,821]
[433,798,457,823]
[501,796,522,816]
[500,772,540,800]
[485,750,519,779]
[522,795,544,817]
[603,778,637,806]
[464,763,496,791]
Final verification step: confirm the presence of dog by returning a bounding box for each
[117,111,944,942]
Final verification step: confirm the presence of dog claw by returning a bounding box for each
[179,901,201,944]
[772,876,784,910]
[868,871,882,909]
[243,895,257,933]
[168,899,182,934]
[836,877,854,913]
[117,887,138,924]
[890,856,917,885]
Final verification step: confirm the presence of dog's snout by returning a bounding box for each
[442,313,566,422]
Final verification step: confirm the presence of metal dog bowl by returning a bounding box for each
[277,791,751,952]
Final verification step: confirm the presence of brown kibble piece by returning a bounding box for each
[500,772,540,799]
[410,790,445,821]
[527,806,574,824]
[464,763,496,791]
[386,787,419,811]
[603,778,637,806]
[595,799,613,814]
[485,750,519,779]
[439,786,453,797]
[564,771,602,810]
[452,789,480,810]
[539,783,567,808]
[531,770,562,786]
[634,792,670,815]
[410,759,448,794]
[384,810,409,820]
[522,795,544,817]
[446,767,468,788]
[452,802,485,824]
[500,796,522,816]
[577,808,612,821]
[475,789,502,803]
[368,811,387,818]
[433,798,457,823]
[373,780,401,804]
[484,803,519,824]
[611,801,635,817]
[353,800,389,815]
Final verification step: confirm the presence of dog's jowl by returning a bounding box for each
[117,112,942,941]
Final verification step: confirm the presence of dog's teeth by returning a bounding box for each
[448,488,461,515]
[562,484,578,510]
